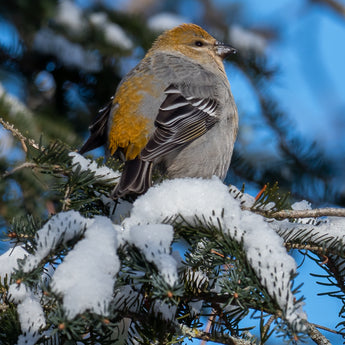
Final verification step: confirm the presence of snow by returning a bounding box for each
[17,293,46,331]
[148,13,188,32]
[33,28,101,72]
[319,217,345,241]
[229,25,267,54]
[229,184,255,207]
[292,200,312,210]
[292,200,315,224]
[113,285,144,313]
[188,299,203,317]
[89,13,133,50]
[51,216,120,318]
[274,207,345,251]
[151,299,177,322]
[0,126,14,158]
[0,246,27,283]
[69,152,121,183]
[103,23,133,50]
[128,224,178,286]
[8,283,45,345]
[185,267,209,290]
[0,82,32,116]
[124,177,306,330]
[88,12,107,27]
[8,283,31,303]
[55,0,85,34]
[16,333,41,345]
[3,176,332,339]
[123,177,232,228]
[23,211,92,273]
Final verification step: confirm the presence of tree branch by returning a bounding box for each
[1,162,38,178]
[1,161,68,179]
[312,322,345,337]
[180,325,252,345]
[284,243,333,255]
[0,117,42,151]
[262,314,275,341]
[308,322,332,345]
[246,206,345,219]
[311,0,345,18]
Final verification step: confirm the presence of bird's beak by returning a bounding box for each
[215,41,237,59]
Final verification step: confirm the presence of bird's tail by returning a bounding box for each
[111,158,153,199]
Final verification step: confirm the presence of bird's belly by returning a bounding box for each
[162,121,236,181]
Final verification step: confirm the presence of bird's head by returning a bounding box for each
[149,23,237,72]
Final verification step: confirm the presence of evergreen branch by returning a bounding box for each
[275,222,345,258]
[0,117,42,152]
[197,291,279,318]
[316,254,345,297]
[179,325,252,345]
[245,206,345,219]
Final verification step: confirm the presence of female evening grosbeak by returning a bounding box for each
[80,23,238,199]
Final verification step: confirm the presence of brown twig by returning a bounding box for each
[271,208,345,219]
[246,206,345,219]
[284,243,332,255]
[311,0,345,18]
[181,325,251,345]
[0,117,42,151]
[261,314,275,341]
[201,311,216,345]
[1,162,38,178]
[308,322,332,345]
[312,322,345,336]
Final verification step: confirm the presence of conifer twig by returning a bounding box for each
[0,117,42,151]
[201,310,215,345]
[311,0,345,18]
[307,322,332,345]
[2,162,38,178]
[261,314,275,341]
[245,206,345,219]
[284,243,332,254]
[180,325,252,345]
[312,322,345,337]
[271,208,345,219]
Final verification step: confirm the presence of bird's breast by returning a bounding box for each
[108,72,164,160]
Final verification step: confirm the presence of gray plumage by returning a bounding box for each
[79,24,238,199]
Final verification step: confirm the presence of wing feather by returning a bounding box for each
[141,85,219,160]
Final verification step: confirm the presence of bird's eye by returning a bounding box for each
[195,40,204,47]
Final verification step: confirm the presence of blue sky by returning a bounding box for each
[232,0,345,154]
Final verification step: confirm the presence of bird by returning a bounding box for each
[79,23,238,199]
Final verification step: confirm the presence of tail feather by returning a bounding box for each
[111,158,153,199]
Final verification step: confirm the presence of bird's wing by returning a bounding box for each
[79,98,114,154]
[141,85,219,160]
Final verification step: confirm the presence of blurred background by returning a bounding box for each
[0,0,345,343]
